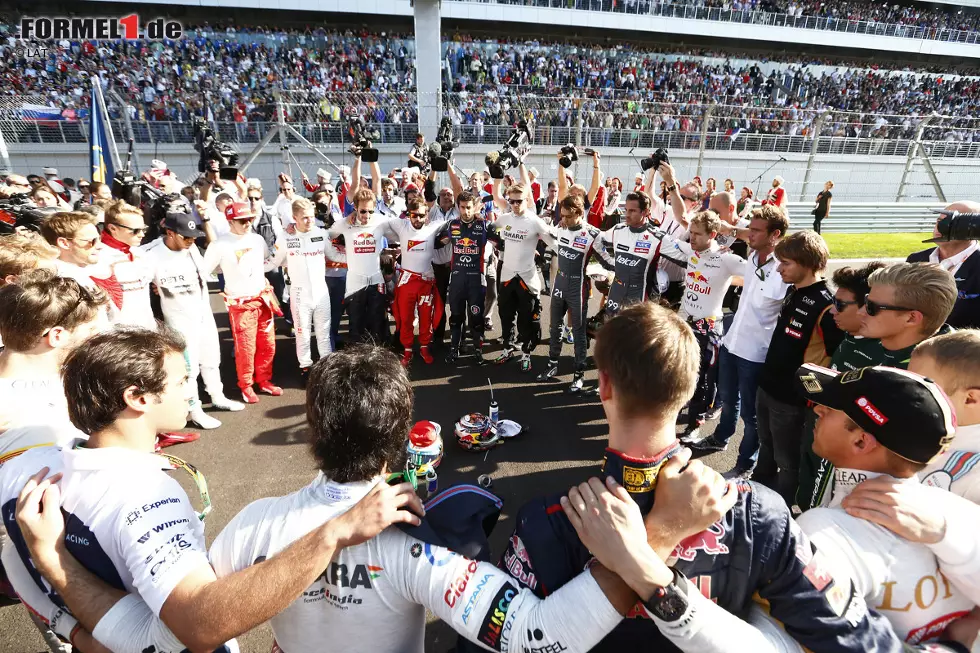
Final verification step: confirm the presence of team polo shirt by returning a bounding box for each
[202,231,270,300]
[0,444,211,618]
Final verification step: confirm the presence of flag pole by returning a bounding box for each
[93,79,122,173]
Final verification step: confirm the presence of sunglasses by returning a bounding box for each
[72,237,99,249]
[832,297,861,312]
[358,209,373,215]
[507,198,524,205]
[408,212,427,219]
[864,295,915,316]
[248,196,262,202]
[108,223,147,236]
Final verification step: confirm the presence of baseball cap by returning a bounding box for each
[42,167,58,177]
[224,202,255,221]
[796,364,956,464]
[404,183,419,193]
[164,212,204,238]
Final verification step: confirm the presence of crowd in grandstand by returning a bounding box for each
[2,23,980,144]
[2,126,980,651]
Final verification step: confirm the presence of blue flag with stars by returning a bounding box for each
[89,80,115,184]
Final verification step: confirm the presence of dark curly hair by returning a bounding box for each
[306,346,413,483]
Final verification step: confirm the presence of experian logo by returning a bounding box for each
[20,14,183,41]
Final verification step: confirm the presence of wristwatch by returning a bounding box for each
[666,184,677,192]
[643,567,689,622]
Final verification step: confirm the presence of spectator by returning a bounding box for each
[812,180,834,233]
[907,200,980,329]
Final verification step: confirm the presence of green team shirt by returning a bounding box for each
[830,335,885,372]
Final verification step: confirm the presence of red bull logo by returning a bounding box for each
[502,534,537,589]
[458,237,476,246]
[671,521,729,562]
[686,270,711,295]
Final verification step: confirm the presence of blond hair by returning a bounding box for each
[913,330,980,395]
[291,197,314,216]
[351,188,376,208]
[0,234,58,283]
[869,263,957,335]
[104,200,143,226]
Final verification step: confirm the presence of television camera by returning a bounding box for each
[347,116,380,163]
[485,120,533,180]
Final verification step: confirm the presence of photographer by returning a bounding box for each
[655,161,700,306]
[407,132,427,169]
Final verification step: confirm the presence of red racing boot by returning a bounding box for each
[257,381,283,396]
[401,348,413,367]
[419,346,434,364]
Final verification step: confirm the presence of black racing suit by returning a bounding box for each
[436,217,494,351]
[548,223,611,372]
[598,222,667,316]
[487,445,962,653]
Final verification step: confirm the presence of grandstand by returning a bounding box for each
[0,0,976,203]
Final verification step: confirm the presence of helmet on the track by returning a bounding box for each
[454,413,501,451]
[407,420,443,471]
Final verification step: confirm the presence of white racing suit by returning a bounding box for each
[269,226,332,368]
[208,474,621,653]
[139,238,229,410]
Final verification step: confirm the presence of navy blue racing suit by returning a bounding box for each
[598,222,666,316]
[490,444,956,653]
[436,217,494,351]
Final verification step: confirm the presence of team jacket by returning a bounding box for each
[495,445,954,653]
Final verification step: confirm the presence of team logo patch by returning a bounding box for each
[407,239,426,251]
[573,236,589,249]
[799,373,823,394]
[856,396,888,425]
[825,582,851,617]
[634,241,652,253]
[802,553,833,591]
[671,521,730,562]
[622,465,659,493]
[471,305,481,315]
[840,369,864,384]
[785,327,803,339]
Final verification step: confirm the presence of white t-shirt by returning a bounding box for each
[922,423,980,504]
[723,250,790,363]
[269,227,329,301]
[209,474,620,653]
[55,259,97,289]
[139,238,212,328]
[95,246,156,329]
[0,377,78,464]
[494,211,555,295]
[660,237,745,322]
[202,232,270,300]
[389,220,444,279]
[0,445,212,617]
[798,470,978,645]
[326,216,399,296]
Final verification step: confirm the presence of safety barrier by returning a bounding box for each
[785,202,939,233]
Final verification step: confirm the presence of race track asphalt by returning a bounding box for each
[0,287,744,653]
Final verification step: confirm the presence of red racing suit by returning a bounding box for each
[225,286,282,390]
[392,270,444,348]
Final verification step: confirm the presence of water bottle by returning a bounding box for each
[489,400,499,424]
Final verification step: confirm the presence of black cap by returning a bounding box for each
[164,212,204,239]
[796,364,957,464]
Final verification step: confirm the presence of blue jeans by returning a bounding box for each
[712,345,764,471]
[325,275,347,351]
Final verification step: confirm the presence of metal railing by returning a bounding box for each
[4,118,978,160]
[449,0,980,44]
[785,201,940,233]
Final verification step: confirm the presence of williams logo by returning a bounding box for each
[20,15,183,41]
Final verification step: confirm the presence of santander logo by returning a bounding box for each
[856,397,888,425]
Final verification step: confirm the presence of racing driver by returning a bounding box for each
[493,302,961,653]
[9,345,729,653]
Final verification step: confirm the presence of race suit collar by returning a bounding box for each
[101,230,133,261]
[308,472,383,506]
[829,468,916,508]
[600,441,683,513]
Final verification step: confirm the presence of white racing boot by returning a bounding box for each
[188,405,222,430]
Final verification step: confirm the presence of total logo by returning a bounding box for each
[20,15,183,41]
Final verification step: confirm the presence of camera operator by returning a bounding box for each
[407,132,427,170]
[198,159,245,208]
[907,200,980,329]
[655,162,701,306]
